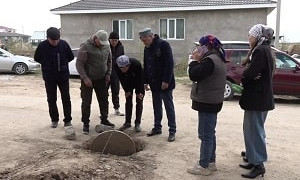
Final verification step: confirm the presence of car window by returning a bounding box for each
[0,51,4,56]
[226,50,249,65]
[231,44,250,49]
[223,44,250,50]
[275,53,297,69]
[230,51,241,65]
[222,44,232,49]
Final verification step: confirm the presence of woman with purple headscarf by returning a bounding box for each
[187,35,226,176]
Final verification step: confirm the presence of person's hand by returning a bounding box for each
[161,82,169,90]
[84,78,93,87]
[105,75,110,85]
[191,47,206,61]
[136,93,144,100]
[125,92,132,98]
[144,84,150,91]
[191,50,201,61]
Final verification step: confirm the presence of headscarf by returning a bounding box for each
[249,24,274,48]
[199,35,226,62]
[243,24,275,66]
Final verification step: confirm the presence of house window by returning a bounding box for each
[112,20,133,40]
[160,18,185,40]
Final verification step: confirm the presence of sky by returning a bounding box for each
[0,0,299,42]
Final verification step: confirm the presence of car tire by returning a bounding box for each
[224,80,234,101]
[13,63,28,75]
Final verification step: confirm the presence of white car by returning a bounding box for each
[69,48,79,76]
[0,48,40,75]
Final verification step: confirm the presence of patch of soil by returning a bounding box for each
[0,145,155,180]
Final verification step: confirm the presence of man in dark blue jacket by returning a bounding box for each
[34,27,74,129]
[139,28,176,142]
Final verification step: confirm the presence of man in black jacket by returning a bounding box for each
[115,55,144,132]
[108,32,125,116]
[34,27,74,129]
[139,28,176,142]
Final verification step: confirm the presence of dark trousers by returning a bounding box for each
[125,91,143,125]
[80,77,109,125]
[107,69,120,110]
[151,90,176,134]
[44,80,72,123]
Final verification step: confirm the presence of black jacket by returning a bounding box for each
[111,41,124,65]
[116,58,145,95]
[34,40,74,82]
[239,42,275,111]
[143,35,175,92]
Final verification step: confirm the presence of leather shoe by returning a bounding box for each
[51,122,58,128]
[168,133,176,142]
[239,163,254,170]
[147,128,162,136]
[101,120,115,127]
[241,164,265,179]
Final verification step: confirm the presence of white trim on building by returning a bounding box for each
[52,4,277,14]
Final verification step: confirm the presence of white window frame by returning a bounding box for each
[159,18,185,40]
[112,19,134,40]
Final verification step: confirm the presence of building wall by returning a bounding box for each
[60,8,268,62]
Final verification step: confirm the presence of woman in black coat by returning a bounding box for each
[239,24,275,179]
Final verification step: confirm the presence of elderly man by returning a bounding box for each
[76,30,115,134]
[34,27,74,130]
[139,28,176,142]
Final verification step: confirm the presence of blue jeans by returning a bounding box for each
[151,90,176,134]
[243,110,268,165]
[198,112,217,168]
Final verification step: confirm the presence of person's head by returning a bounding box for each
[116,55,130,73]
[139,28,154,47]
[197,35,226,61]
[109,31,120,48]
[248,24,274,48]
[47,27,60,46]
[93,30,110,47]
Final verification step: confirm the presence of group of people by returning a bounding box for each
[187,24,275,179]
[34,27,177,142]
[34,23,275,178]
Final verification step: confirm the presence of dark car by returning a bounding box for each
[225,42,300,100]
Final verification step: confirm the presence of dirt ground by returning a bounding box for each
[0,74,300,180]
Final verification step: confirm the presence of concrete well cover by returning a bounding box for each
[90,130,136,156]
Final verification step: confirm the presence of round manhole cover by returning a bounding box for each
[90,130,136,156]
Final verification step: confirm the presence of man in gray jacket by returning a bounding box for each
[76,30,115,134]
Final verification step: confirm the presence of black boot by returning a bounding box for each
[241,164,265,179]
[239,163,254,170]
